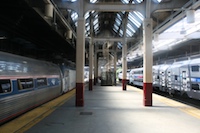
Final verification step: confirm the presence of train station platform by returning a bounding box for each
[1,84,200,133]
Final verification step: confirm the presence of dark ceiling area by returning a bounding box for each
[0,0,76,63]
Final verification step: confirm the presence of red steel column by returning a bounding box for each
[76,17,85,106]
[143,18,153,106]
[89,39,94,91]
[122,40,127,91]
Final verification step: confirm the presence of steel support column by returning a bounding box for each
[143,18,153,106]
[122,39,127,91]
[76,17,85,106]
[89,39,94,91]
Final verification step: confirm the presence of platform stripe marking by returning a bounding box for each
[127,85,200,119]
[156,95,200,119]
[0,89,75,133]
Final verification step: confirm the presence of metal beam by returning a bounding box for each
[85,2,145,13]
[151,0,189,13]
[93,37,135,42]
[154,0,200,34]
[55,0,189,18]
[56,1,145,15]
[95,49,121,53]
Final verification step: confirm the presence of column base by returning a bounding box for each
[76,83,84,106]
[143,83,152,106]
[89,79,93,91]
[122,79,127,91]
[94,77,98,85]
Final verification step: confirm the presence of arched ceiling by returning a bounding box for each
[0,0,199,67]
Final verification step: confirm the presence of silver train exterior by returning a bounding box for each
[60,64,76,93]
[129,58,200,100]
[129,68,143,87]
[0,51,76,125]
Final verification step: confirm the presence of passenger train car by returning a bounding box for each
[129,68,143,86]
[129,58,200,100]
[0,51,76,125]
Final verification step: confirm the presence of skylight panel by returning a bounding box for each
[94,23,99,30]
[134,11,144,21]
[113,16,121,33]
[90,0,98,3]
[115,18,121,26]
[85,31,90,37]
[117,42,122,48]
[113,27,118,33]
[86,25,90,31]
[119,29,123,36]
[93,18,98,25]
[127,23,136,33]
[128,27,135,34]
[62,0,77,2]
[136,0,143,3]
[126,29,133,37]
[85,12,90,20]
[117,13,122,21]
[117,45,122,49]
[157,0,162,3]
[126,23,136,37]
[128,13,141,28]
[114,24,119,31]
[85,26,90,32]
[85,22,89,27]
[121,0,129,4]
[94,14,99,18]
[127,23,132,30]
[71,11,78,21]
[121,0,143,4]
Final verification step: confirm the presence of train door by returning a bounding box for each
[181,70,187,92]
[160,71,165,91]
[189,65,200,99]
[153,66,160,90]
[167,70,172,90]
[64,70,69,92]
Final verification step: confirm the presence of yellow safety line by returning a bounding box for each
[0,89,75,133]
[127,85,200,119]
[154,94,200,119]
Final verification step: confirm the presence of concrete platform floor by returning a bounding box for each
[23,84,200,133]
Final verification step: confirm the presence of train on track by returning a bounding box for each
[0,51,76,125]
[129,58,200,100]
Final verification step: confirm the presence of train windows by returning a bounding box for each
[36,78,47,87]
[191,84,199,90]
[174,75,178,81]
[161,71,164,75]
[191,66,199,72]
[182,71,186,78]
[17,78,33,90]
[0,79,11,94]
